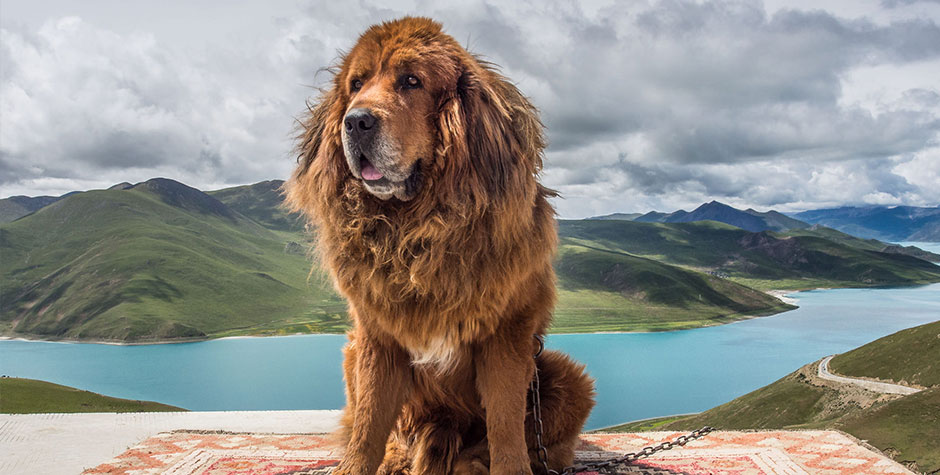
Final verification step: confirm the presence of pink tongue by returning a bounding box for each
[361,161,384,181]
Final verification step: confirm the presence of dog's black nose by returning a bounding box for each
[344,108,378,141]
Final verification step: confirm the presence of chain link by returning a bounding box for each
[530,335,714,475]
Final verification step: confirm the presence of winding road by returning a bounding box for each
[818,355,921,395]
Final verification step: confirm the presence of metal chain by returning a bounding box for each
[530,335,714,475]
[530,335,552,474]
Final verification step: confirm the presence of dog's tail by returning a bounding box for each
[527,350,596,469]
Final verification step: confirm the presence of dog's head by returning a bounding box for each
[338,18,449,201]
[289,17,545,212]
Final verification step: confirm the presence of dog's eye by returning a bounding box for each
[351,79,363,92]
[401,75,421,89]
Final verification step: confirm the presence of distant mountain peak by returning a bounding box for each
[108,182,133,190]
[696,200,734,210]
[132,178,235,219]
[634,201,809,232]
[587,212,643,221]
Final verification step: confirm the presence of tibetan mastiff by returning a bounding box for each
[286,17,594,475]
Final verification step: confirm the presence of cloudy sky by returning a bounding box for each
[2,0,939,218]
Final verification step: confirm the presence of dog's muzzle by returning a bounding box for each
[342,108,422,201]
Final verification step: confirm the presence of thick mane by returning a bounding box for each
[285,19,557,342]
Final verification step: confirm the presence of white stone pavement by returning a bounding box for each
[818,355,922,395]
[0,410,342,475]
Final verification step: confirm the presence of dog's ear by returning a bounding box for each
[437,61,545,208]
[285,86,348,217]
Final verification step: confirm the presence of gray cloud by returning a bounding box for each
[1,0,939,218]
[882,0,940,8]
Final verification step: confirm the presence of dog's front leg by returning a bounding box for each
[476,332,535,475]
[335,333,411,475]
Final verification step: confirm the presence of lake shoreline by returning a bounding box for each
[14,280,940,346]
[0,290,807,345]
[4,283,938,429]
[0,309,794,345]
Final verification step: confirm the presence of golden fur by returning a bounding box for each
[286,17,594,475]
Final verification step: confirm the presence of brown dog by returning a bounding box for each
[286,17,594,475]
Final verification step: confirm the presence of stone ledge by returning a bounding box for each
[0,410,342,475]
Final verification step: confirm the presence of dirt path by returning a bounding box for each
[818,355,921,395]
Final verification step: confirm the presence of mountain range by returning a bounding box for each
[592,200,940,242]
[793,205,940,242]
[2,179,939,342]
[631,201,810,232]
[0,193,73,223]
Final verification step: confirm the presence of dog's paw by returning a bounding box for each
[377,460,411,475]
[451,458,489,475]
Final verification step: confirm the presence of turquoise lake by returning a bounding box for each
[2,244,939,430]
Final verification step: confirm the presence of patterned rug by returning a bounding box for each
[84,430,912,474]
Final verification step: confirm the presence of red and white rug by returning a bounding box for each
[84,430,912,474]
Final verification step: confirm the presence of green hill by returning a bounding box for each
[835,387,940,472]
[5,178,938,342]
[3,179,802,340]
[0,179,346,342]
[829,320,940,388]
[604,320,940,472]
[0,377,184,413]
[781,226,940,262]
[558,219,940,290]
[207,180,305,232]
[552,241,794,332]
[0,195,62,223]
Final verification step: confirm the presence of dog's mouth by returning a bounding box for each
[355,154,422,201]
[359,156,388,185]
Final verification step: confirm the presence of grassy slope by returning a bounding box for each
[781,226,940,262]
[552,241,794,332]
[5,180,936,341]
[651,368,835,430]
[208,186,797,333]
[0,181,346,342]
[0,377,184,413]
[829,320,940,388]
[602,321,940,472]
[649,376,940,472]
[207,180,305,232]
[3,181,802,340]
[836,387,940,472]
[558,219,940,290]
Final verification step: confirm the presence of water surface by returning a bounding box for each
[2,263,938,430]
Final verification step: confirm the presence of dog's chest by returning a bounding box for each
[407,336,461,372]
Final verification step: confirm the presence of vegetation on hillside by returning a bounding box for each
[0,377,185,413]
[207,180,305,232]
[552,241,794,332]
[0,179,345,342]
[781,226,940,262]
[601,321,940,472]
[828,320,940,388]
[559,219,940,290]
[3,179,938,342]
